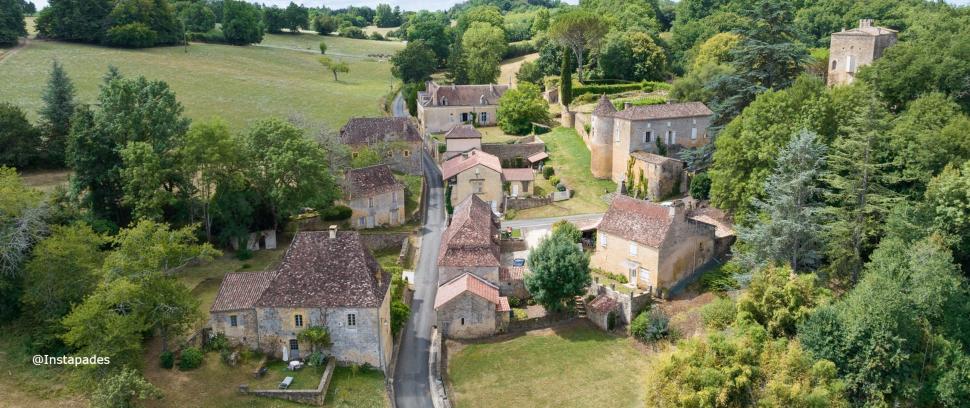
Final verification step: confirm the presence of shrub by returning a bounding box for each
[391,301,410,337]
[542,166,554,179]
[205,333,230,352]
[549,175,559,187]
[321,205,352,221]
[508,296,522,308]
[159,351,174,369]
[701,297,736,330]
[306,351,327,366]
[340,26,365,39]
[504,40,537,59]
[104,23,157,48]
[219,348,233,365]
[179,347,204,370]
[689,172,712,200]
[235,247,253,260]
[319,41,327,54]
[630,307,671,342]
[186,28,226,43]
[368,32,385,41]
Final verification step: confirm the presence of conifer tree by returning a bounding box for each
[39,60,76,165]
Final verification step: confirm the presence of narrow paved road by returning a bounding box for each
[394,152,444,408]
[392,92,409,118]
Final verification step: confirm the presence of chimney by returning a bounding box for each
[451,84,456,90]
[461,151,469,159]
[667,200,686,222]
[489,83,496,94]
[860,19,872,28]
[328,225,337,239]
[623,102,632,110]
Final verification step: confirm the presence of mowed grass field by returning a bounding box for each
[260,32,403,57]
[0,35,399,132]
[447,323,650,408]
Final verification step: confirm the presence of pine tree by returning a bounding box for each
[39,60,76,166]
[560,47,572,106]
[739,130,827,272]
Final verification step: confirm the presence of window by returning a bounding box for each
[599,233,607,248]
[294,314,303,327]
[368,197,374,208]
[690,128,697,140]
[229,315,238,327]
[358,217,365,227]
[392,191,398,203]
[474,181,484,193]
[629,266,637,281]
[479,112,487,123]
[639,267,650,284]
[347,313,357,327]
[461,112,469,122]
[403,149,410,157]
[643,131,652,144]
[461,317,465,325]
[289,339,299,350]
[831,59,837,70]
[846,55,856,72]
[629,242,638,256]
[614,128,621,143]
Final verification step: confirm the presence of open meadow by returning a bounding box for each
[0,32,399,132]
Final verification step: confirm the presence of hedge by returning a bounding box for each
[572,81,672,98]
[504,40,537,59]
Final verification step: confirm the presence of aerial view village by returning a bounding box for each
[2,0,970,407]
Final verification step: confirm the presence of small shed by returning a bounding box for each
[231,230,278,251]
[587,295,619,332]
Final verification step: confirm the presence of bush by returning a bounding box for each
[368,32,385,41]
[321,205,352,221]
[319,41,327,54]
[390,301,410,337]
[340,26,365,39]
[186,28,226,43]
[159,351,174,369]
[542,166,555,179]
[219,348,233,365]
[504,40,537,59]
[235,247,253,260]
[701,297,736,330]
[630,307,671,342]
[508,296,522,308]
[689,172,712,200]
[178,347,204,370]
[104,23,158,48]
[205,333,230,352]
[548,175,559,187]
[306,351,327,366]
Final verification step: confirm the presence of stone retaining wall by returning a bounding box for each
[240,357,336,406]
[499,239,527,253]
[586,282,652,327]
[359,232,411,252]
[429,328,452,408]
[504,196,552,211]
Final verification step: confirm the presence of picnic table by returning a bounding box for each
[279,376,294,389]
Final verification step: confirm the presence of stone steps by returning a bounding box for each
[574,296,587,318]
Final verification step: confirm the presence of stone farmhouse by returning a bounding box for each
[591,196,734,297]
[340,164,406,229]
[417,81,509,133]
[434,195,512,339]
[827,19,897,86]
[209,228,393,372]
[589,96,713,199]
[443,125,483,160]
[340,117,424,175]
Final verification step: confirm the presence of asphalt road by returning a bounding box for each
[393,151,444,408]
[392,92,409,118]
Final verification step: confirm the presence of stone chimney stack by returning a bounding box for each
[329,225,337,239]
[860,19,873,28]
[667,200,686,222]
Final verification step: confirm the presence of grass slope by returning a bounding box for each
[0,39,396,132]
[260,32,403,57]
[448,323,649,408]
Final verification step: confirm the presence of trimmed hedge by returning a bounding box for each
[504,40,537,59]
[572,81,671,98]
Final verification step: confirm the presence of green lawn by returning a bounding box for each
[448,323,650,408]
[251,360,327,390]
[324,366,389,408]
[260,32,403,58]
[0,39,396,132]
[478,126,521,144]
[515,127,616,219]
[176,247,287,320]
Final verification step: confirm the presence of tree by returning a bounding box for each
[547,11,608,82]
[597,31,667,82]
[313,14,337,35]
[297,326,332,353]
[736,265,830,338]
[497,82,548,135]
[318,56,350,81]
[0,103,41,168]
[91,367,162,408]
[524,233,590,313]
[461,22,507,84]
[391,40,436,84]
[739,130,827,272]
[34,0,113,43]
[179,2,216,32]
[455,5,503,35]
[38,60,76,165]
[923,162,970,272]
[351,146,382,169]
[887,93,970,195]
[690,32,742,71]
[530,8,549,35]
[560,47,573,106]
[61,278,151,367]
[283,2,308,32]
[689,172,711,199]
[551,220,582,243]
[104,0,181,47]
[222,0,263,45]
[373,3,400,28]
[181,119,240,241]
[262,7,285,34]
[0,167,47,322]
[670,62,733,103]
[0,0,26,45]
[405,11,449,65]
[515,61,542,86]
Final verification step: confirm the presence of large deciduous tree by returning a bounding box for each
[525,233,590,313]
[887,93,970,195]
[596,31,667,82]
[497,82,548,135]
[391,40,436,84]
[547,10,608,82]
[221,0,263,45]
[0,167,47,322]
[461,22,506,84]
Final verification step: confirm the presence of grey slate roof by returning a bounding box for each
[340,117,422,145]
[612,102,713,121]
[421,81,509,107]
[345,164,403,200]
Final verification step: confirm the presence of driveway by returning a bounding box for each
[393,151,444,408]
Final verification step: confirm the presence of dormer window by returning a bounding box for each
[441,97,448,106]
[480,95,486,105]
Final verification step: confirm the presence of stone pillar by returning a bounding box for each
[560,109,575,128]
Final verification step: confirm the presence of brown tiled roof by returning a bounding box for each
[444,125,482,140]
[481,143,545,163]
[344,164,403,200]
[434,273,505,311]
[588,295,618,313]
[527,151,548,163]
[598,195,675,248]
[441,149,502,180]
[499,266,526,282]
[613,102,713,121]
[497,296,510,312]
[255,230,389,308]
[631,150,679,165]
[438,195,500,268]
[502,168,534,182]
[593,94,617,116]
[340,117,422,145]
[421,81,509,107]
[211,271,275,313]
[689,207,735,239]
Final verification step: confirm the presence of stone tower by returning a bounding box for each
[589,95,616,179]
[827,19,897,86]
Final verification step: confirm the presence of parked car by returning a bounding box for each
[513,258,526,267]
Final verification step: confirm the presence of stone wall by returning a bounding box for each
[436,292,500,339]
[586,281,652,326]
[429,328,453,408]
[504,195,551,211]
[499,239,527,253]
[481,143,545,165]
[241,357,336,406]
[359,232,410,252]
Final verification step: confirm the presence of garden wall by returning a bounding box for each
[586,281,652,326]
[240,357,336,406]
[359,232,410,252]
[505,196,551,211]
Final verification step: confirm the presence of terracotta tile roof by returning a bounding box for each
[593,94,617,116]
[441,149,502,180]
[499,266,526,282]
[502,168,534,182]
[612,102,713,121]
[527,151,549,163]
[598,195,675,248]
[689,207,735,238]
[420,81,509,107]
[497,296,510,312]
[631,150,679,165]
[434,273,501,309]
[438,195,500,268]
[211,271,275,313]
[340,117,422,145]
[344,164,403,199]
[588,295,618,313]
[254,230,389,308]
[444,125,482,140]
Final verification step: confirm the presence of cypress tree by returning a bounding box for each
[560,47,572,106]
[39,60,76,166]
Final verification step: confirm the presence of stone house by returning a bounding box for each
[827,19,897,86]
[627,151,686,201]
[210,227,393,372]
[589,96,712,187]
[502,168,535,198]
[434,273,510,339]
[443,124,483,160]
[442,149,505,211]
[417,81,509,133]
[340,117,424,175]
[341,164,406,229]
[591,196,723,296]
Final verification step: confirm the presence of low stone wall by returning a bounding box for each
[499,239,527,253]
[586,282,652,326]
[574,112,591,149]
[481,143,546,164]
[429,328,452,408]
[359,232,411,252]
[505,195,552,211]
[240,357,336,406]
[508,313,575,333]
